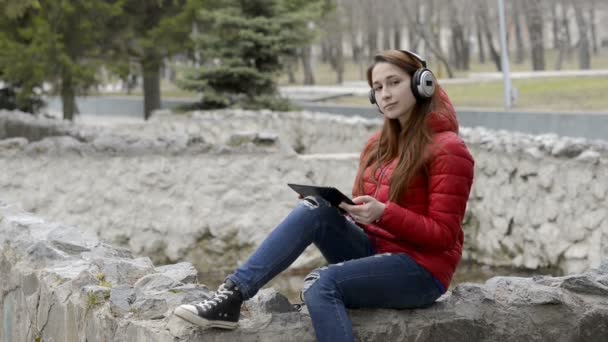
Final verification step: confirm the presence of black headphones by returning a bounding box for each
[368,49,436,111]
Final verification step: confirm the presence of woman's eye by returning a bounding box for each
[373,86,382,92]
[391,80,400,86]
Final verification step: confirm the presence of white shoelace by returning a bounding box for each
[196,284,233,311]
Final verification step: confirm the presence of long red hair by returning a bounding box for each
[355,50,442,202]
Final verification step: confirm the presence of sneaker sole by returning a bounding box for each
[174,307,238,330]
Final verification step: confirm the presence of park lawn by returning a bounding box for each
[325,77,608,112]
[443,77,608,111]
[278,49,608,85]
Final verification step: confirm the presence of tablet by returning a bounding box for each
[287,183,355,207]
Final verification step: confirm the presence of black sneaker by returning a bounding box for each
[174,279,243,329]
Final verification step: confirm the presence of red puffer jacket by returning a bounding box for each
[354,90,474,290]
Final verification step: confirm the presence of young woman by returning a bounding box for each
[174,49,475,342]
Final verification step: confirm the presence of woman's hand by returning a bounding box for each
[339,196,386,224]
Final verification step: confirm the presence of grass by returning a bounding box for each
[459,48,608,74]
[278,48,608,85]
[99,75,608,112]
[443,77,608,111]
[95,273,112,288]
[323,77,608,112]
[93,48,608,112]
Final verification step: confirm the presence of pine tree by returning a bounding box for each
[0,1,123,120]
[179,0,324,110]
[117,0,200,120]
[0,0,45,113]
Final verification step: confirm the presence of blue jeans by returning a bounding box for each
[227,196,443,342]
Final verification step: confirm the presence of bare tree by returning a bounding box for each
[365,0,379,59]
[513,0,526,64]
[561,0,573,60]
[381,1,392,50]
[448,0,471,70]
[555,2,570,70]
[406,0,422,51]
[572,0,591,69]
[301,45,315,85]
[393,12,402,49]
[551,1,560,49]
[341,0,363,63]
[320,40,331,63]
[320,0,607,81]
[589,0,598,55]
[522,0,545,70]
[332,37,345,83]
[322,0,345,83]
[478,0,502,71]
[400,0,454,77]
[474,13,486,63]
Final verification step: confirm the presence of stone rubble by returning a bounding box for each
[0,109,606,278]
[2,201,608,341]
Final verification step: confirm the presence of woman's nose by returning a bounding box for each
[381,88,391,100]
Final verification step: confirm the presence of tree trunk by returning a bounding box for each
[555,14,568,70]
[589,0,598,55]
[523,0,545,71]
[551,2,560,49]
[382,15,391,50]
[327,15,345,85]
[573,1,591,69]
[320,40,330,63]
[561,0,572,60]
[286,57,297,84]
[448,0,464,70]
[393,21,401,49]
[334,29,345,84]
[477,1,501,71]
[513,0,525,64]
[341,0,362,63]
[407,0,421,51]
[367,28,378,58]
[366,0,378,59]
[351,43,361,63]
[484,28,501,72]
[475,15,485,64]
[334,41,344,84]
[448,9,469,71]
[142,55,161,120]
[301,45,315,85]
[429,0,441,51]
[463,28,470,70]
[60,73,76,121]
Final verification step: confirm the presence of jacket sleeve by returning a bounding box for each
[374,134,474,251]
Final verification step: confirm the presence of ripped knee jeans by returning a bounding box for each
[226,195,442,341]
[227,195,375,300]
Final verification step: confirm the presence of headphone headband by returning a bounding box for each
[398,49,427,68]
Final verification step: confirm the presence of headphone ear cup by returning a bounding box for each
[368,88,383,114]
[411,68,436,100]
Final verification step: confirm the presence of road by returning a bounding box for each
[44,96,608,141]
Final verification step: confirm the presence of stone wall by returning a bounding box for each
[0,109,607,277]
[3,200,608,342]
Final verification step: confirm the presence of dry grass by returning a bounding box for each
[326,77,608,112]
[278,48,608,85]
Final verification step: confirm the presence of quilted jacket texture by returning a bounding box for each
[354,89,475,289]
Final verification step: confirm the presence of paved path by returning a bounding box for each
[279,69,608,100]
[44,96,608,141]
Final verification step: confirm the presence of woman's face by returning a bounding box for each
[371,62,416,125]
